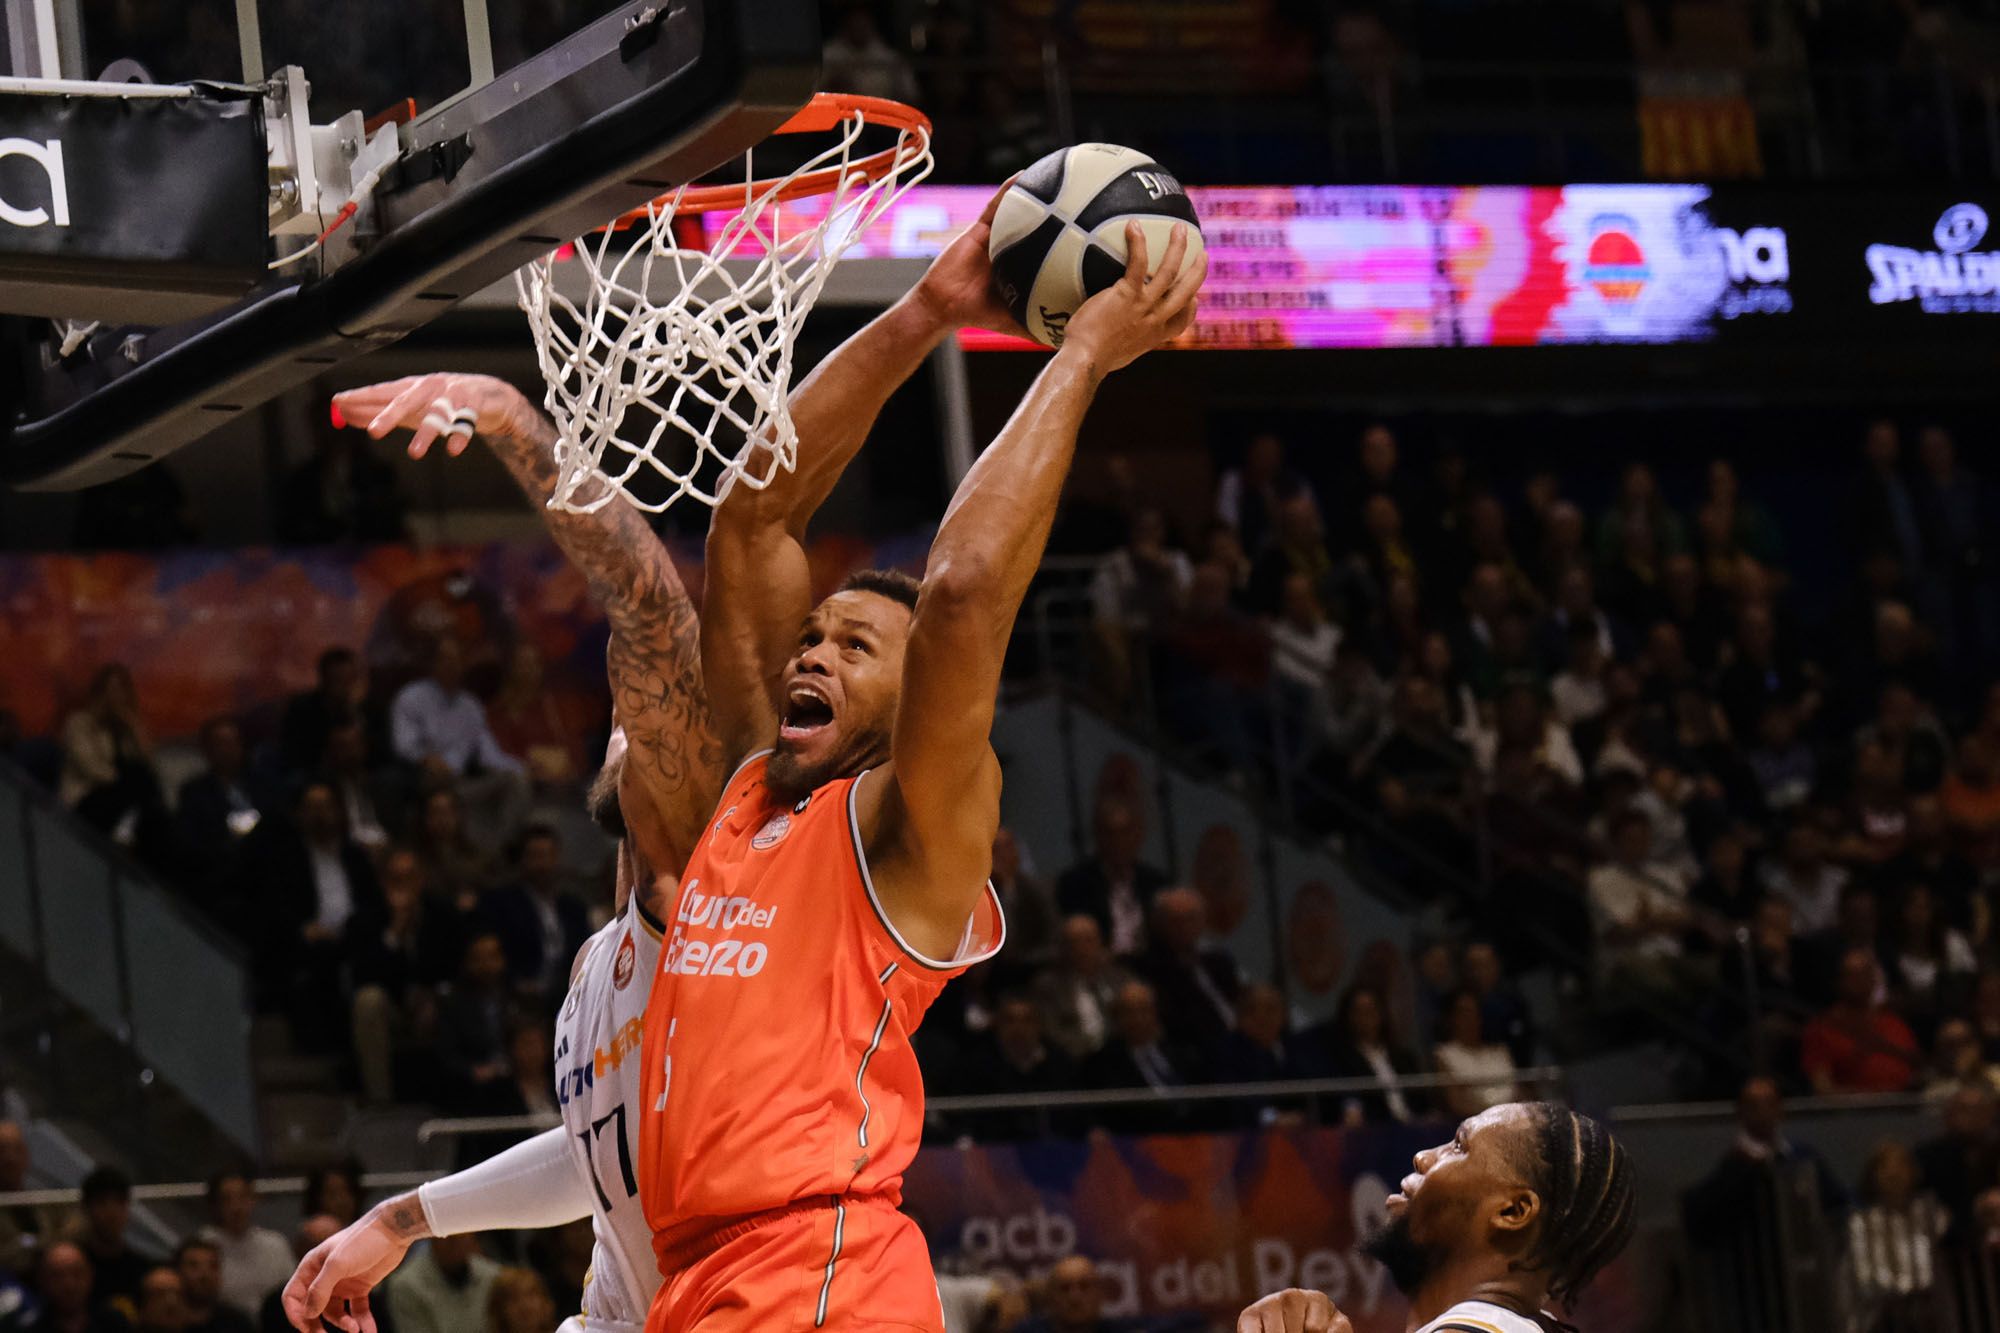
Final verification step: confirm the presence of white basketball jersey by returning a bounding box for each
[553,895,663,1330]
[1416,1300,1568,1333]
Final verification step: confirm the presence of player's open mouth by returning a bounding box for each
[780,685,834,743]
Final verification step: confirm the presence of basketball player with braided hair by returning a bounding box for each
[1237,1102,1635,1333]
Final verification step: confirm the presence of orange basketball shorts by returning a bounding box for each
[646,1195,944,1333]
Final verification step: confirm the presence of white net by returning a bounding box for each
[515,101,933,514]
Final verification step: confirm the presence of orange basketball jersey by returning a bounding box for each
[637,753,1004,1257]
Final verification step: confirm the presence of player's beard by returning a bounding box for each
[766,722,889,806]
[1361,1213,1444,1297]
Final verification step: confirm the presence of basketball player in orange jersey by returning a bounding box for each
[634,187,1205,1333]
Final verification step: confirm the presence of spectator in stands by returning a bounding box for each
[1461,940,1535,1066]
[1859,682,1951,799]
[1211,984,1309,1123]
[1683,1075,1848,1318]
[1885,881,1977,1043]
[1016,1256,1114,1333]
[820,5,918,103]
[1911,424,1994,676]
[1848,1140,1949,1332]
[1155,561,1271,774]
[321,719,391,856]
[1917,1082,2000,1243]
[74,1168,147,1312]
[1088,507,1191,702]
[245,779,381,1049]
[1801,946,1920,1093]
[1471,682,1582,788]
[1894,795,1976,921]
[1056,798,1168,959]
[1840,602,1945,729]
[1412,632,1480,744]
[1586,809,1694,1003]
[58,664,169,857]
[1215,432,1304,556]
[1845,420,1924,578]
[1762,817,1849,935]
[1715,603,1820,742]
[0,1123,62,1281]
[1940,735,2000,854]
[485,643,595,793]
[1033,916,1133,1063]
[1311,985,1420,1126]
[275,429,406,547]
[1085,981,1200,1130]
[1342,423,1411,548]
[485,1266,554,1333]
[1248,491,1335,617]
[133,1265,188,1333]
[483,825,587,1004]
[176,718,264,885]
[1548,619,1608,729]
[389,637,528,843]
[384,1234,499,1333]
[196,1173,288,1322]
[279,648,366,778]
[989,827,1058,975]
[1798,882,1882,1009]
[1198,522,1254,609]
[1317,637,1389,762]
[299,1164,361,1229]
[349,846,459,1104]
[411,787,500,914]
[27,1241,133,1333]
[1927,1020,2000,1101]
[1136,888,1242,1058]
[436,932,521,1115]
[1268,571,1339,736]
[1432,989,1520,1119]
[952,995,1074,1141]
[1690,825,1758,926]
[256,1216,337,1333]
[1745,703,1816,817]
[171,1240,250,1333]
[1596,461,1686,574]
[1446,563,1512,694]
[1723,897,1808,1064]
[1532,498,1589,596]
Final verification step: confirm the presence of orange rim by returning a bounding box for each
[604,92,931,229]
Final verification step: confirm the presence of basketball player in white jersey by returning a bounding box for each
[1235,1103,1635,1333]
[282,179,1044,1333]
[281,366,725,1333]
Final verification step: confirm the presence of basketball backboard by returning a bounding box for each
[0,0,821,490]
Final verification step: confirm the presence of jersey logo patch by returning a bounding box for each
[613,932,636,990]
[751,811,792,850]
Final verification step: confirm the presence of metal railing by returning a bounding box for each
[0,760,258,1155]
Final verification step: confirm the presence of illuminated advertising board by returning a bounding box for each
[696,184,1997,350]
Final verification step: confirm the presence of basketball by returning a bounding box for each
[987,143,1205,348]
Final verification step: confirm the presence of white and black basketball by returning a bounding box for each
[988,144,1203,348]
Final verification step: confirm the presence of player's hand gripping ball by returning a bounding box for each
[987,143,1205,348]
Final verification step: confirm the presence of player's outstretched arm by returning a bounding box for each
[857,224,1205,959]
[701,182,1026,765]
[332,374,722,874]
[282,1127,590,1333]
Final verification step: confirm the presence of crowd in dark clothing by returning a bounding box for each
[1072,415,1999,1100]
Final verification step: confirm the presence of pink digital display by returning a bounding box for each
[696,183,1808,350]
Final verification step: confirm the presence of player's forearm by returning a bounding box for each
[922,347,1101,625]
[727,293,952,533]
[414,1127,593,1235]
[483,410,686,634]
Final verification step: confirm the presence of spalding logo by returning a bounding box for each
[1040,307,1072,346]
[612,933,636,990]
[751,812,792,850]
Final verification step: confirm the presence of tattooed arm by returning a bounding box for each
[332,375,725,875]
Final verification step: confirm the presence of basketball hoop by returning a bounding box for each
[515,92,934,514]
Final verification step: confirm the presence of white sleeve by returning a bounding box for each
[416,1127,592,1236]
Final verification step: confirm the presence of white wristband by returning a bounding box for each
[416,1127,593,1236]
